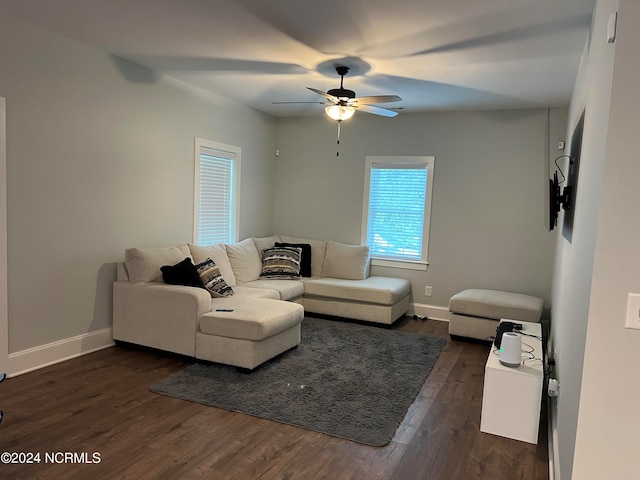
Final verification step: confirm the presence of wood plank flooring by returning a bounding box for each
[0,317,549,480]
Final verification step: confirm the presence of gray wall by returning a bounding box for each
[0,14,278,353]
[275,110,562,309]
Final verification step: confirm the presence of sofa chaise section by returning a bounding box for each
[196,297,303,370]
[113,244,305,369]
[303,276,411,325]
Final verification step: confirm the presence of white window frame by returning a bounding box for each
[361,155,435,271]
[193,137,241,245]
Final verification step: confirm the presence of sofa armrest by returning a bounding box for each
[113,281,211,356]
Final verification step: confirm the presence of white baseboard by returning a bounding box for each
[409,303,450,322]
[548,395,560,480]
[8,328,114,377]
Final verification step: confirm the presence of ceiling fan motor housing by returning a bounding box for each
[327,87,356,99]
[292,64,399,117]
[328,65,356,99]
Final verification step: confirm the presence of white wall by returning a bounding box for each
[571,1,640,477]
[0,14,278,359]
[275,109,561,310]
[549,0,631,478]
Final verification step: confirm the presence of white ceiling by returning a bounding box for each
[0,0,596,117]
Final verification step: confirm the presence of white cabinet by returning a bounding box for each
[480,320,544,444]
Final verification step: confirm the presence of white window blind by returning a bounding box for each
[194,138,240,245]
[362,156,435,268]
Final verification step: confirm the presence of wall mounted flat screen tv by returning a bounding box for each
[547,109,585,243]
[562,110,585,242]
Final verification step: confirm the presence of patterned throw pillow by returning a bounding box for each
[260,246,302,279]
[275,242,312,277]
[196,258,234,297]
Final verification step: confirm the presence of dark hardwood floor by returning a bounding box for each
[0,317,549,480]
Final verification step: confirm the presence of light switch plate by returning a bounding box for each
[625,293,640,330]
[607,12,618,43]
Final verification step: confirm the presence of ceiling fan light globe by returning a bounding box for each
[325,105,355,121]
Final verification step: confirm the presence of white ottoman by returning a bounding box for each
[195,298,304,370]
[448,289,543,342]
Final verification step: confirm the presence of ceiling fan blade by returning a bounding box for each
[272,101,326,104]
[351,95,402,105]
[354,104,399,118]
[127,56,307,74]
[307,87,339,103]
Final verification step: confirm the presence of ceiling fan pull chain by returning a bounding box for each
[336,120,341,157]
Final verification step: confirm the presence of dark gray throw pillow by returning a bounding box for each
[161,257,205,288]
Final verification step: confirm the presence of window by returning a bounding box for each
[194,137,241,245]
[361,156,435,270]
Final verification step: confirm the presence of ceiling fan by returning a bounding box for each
[275,65,402,156]
[275,65,402,121]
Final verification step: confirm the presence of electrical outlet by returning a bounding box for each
[424,286,432,297]
[625,293,640,330]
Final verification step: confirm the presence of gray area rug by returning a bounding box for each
[150,317,447,446]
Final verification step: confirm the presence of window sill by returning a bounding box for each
[370,258,428,271]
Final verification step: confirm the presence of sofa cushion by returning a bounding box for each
[231,285,280,299]
[304,276,410,306]
[196,258,234,298]
[280,236,327,277]
[260,246,302,279]
[200,298,304,341]
[252,236,281,255]
[225,238,262,284]
[276,242,312,277]
[125,244,192,283]
[188,243,236,287]
[322,241,370,280]
[160,258,205,288]
[242,279,305,301]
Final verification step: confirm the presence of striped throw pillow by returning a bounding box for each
[260,246,302,279]
[196,258,234,297]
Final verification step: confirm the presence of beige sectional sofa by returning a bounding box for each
[113,235,411,369]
